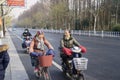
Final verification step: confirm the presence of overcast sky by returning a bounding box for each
[10,0,40,19]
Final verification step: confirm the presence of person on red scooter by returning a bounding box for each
[60,29,87,69]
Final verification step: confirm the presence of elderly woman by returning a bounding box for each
[29,31,54,73]
[60,29,87,68]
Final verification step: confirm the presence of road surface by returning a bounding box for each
[9,28,120,80]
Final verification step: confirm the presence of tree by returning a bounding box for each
[15,0,120,31]
[0,0,13,37]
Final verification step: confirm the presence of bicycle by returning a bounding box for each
[35,55,53,80]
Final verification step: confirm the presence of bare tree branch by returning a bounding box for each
[1,6,13,19]
[0,0,6,5]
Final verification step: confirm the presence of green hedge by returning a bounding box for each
[112,24,120,32]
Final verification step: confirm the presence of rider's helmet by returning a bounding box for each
[71,46,81,53]
[24,29,29,33]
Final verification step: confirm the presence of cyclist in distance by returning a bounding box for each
[22,29,32,39]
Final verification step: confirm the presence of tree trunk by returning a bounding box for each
[94,15,97,34]
[115,2,119,24]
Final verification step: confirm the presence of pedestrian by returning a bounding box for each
[0,44,9,80]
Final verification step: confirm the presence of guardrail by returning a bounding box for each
[42,29,120,38]
[21,28,120,38]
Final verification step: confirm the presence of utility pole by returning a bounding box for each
[1,4,5,37]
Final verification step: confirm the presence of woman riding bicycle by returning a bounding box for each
[29,30,54,74]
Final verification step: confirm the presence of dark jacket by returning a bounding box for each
[0,50,10,80]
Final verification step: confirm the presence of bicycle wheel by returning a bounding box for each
[34,67,42,80]
[42,67,51,80]
[35,72,40,78]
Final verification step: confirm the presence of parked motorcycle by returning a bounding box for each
[60,46,88,80]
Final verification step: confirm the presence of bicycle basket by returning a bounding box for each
[73,57,88,70]
[39,55,53,67]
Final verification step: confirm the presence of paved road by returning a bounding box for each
[9,28,120,80]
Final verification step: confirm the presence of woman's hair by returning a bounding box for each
[34,31,46,41]
[64,29,71,36]
[35,31,43,36]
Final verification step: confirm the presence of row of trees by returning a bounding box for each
[16,0,120,31]
[17,1,50,29]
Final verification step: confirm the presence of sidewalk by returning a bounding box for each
[0,31,29,80]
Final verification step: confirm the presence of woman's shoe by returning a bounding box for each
[34,67,39,73]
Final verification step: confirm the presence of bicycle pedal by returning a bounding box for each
[35,73,39,77]
[38,72,42,77]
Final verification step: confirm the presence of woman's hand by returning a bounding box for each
[46,49,56,57]
[79,45,87,53]
[30,52,38,56]
[29,48,33,54]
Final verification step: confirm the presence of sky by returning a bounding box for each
[10,0,40,19]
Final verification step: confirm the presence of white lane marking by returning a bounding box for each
[12,32,63,71]
[52,61,62,71]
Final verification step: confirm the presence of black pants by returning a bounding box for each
[30,56,39,67]
[0,50,10,80]
[60,53,82,71]
[60,53,73,69]
[60,53,73,61]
